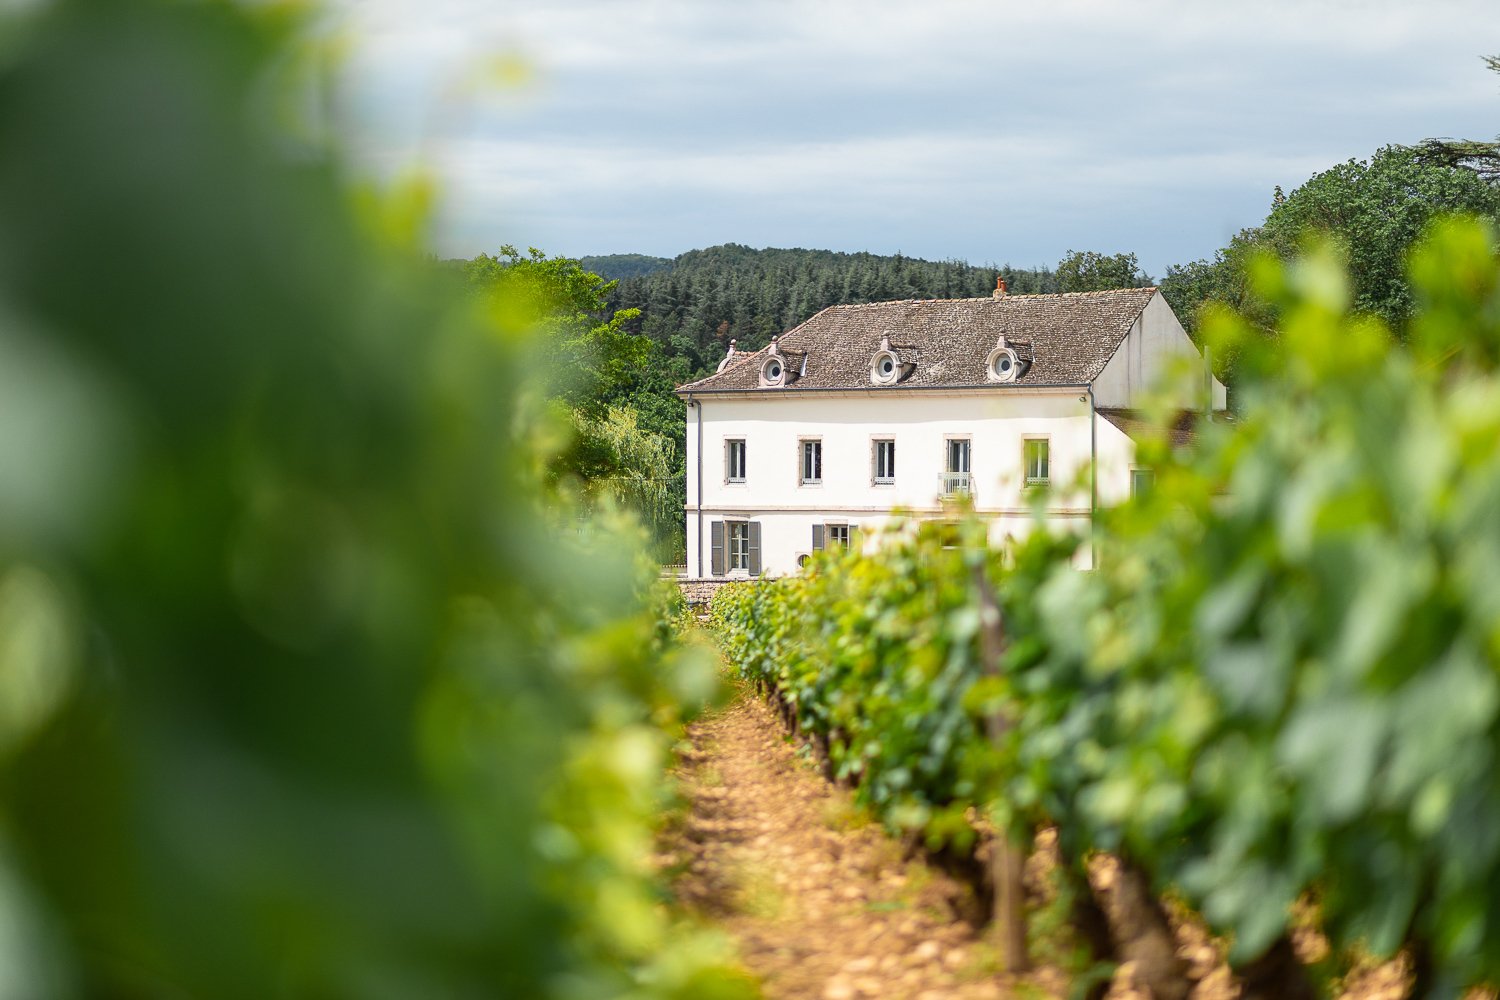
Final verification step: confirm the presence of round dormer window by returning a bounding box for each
[871,350,900,386]
[986,346,1021,383]
[762,357,785,385]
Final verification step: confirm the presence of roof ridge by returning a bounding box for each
[823,287,1158,309]
[675,287,1165,393]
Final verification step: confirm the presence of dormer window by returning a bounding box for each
[761,356,785,386]
[986,336,1023,383]
[870,332,908,386]
[759,336,788,387]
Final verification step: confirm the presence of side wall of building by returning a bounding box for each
[1093,292,1229,410]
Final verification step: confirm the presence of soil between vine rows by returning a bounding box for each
[663,693,1029,999]
[662,690,1452,1000]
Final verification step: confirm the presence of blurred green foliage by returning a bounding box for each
[713,218,1500,994]
[0,0,752,996]
[463,246,684,562]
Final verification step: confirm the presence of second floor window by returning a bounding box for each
[942,438,971,497]
[873,439,895,484]
[946,438,970,473]
[800,440,822,484]
[1131,467,1154,497]
[725,439,746,483]
[1025,438,1050,486]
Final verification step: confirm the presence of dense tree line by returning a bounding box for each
[1160,144,1500,349]
[601,244,1063,375]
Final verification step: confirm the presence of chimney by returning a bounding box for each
[992,276,1008,298]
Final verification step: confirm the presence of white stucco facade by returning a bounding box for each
[684,389,1146,577]
[1094,293,1229,410]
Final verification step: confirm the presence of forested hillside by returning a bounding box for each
[579,253,673,280]
[604,244,1065,376]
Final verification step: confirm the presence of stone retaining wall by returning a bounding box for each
[675,577,748,607]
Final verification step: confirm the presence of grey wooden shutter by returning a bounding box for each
[747,522,762,576]
[812,524,824,551]
[849,525,861,551]
[710,520,725,576]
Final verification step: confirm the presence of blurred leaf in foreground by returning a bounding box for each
[0,0,750,997]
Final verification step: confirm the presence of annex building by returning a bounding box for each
[675,281,1228,579]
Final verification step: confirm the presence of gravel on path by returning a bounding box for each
[662,693,1047,1000]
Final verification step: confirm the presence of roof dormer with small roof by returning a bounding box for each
[677,287,1164,396]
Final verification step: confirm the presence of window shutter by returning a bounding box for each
[710,520,725,576]
[747,522,762,576]
[849,525,861,552]
[812,523,824,551]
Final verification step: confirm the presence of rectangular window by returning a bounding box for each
[725,439,746,483]
[873,439,896,484]
[1024,438,1050,486]
[946,438,971,473]
[942,438,971,497]
[1131,468,1155,498]
[727,520,749,570]
[826,523,851,548]
[800,439,822,485]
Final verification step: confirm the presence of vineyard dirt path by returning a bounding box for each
[664,692,1046,1000]
[662,692,1426,1000]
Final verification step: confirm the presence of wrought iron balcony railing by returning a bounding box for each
[939,471,971,498]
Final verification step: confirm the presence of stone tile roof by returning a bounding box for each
[1098,408,1207,448]
[677,287,1158,393]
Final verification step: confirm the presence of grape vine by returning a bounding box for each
[712,219,1500,997]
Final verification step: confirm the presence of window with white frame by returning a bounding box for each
[942,437,971,496]
[725,439,746,483]
[727,520,750,570]
[873,439,896,484]
[946,438,970,474]
[1131,467,1154,497]
[1024,438,1050,486]
[800,439,822,485]
[813,522,853,552]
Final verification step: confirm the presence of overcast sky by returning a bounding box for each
[330,0,1498,278]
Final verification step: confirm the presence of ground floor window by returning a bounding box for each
[813,522,854,551]
[711,519,760,576]
[728,520,749,570]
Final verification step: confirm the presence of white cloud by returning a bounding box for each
[325,0,1500,272]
